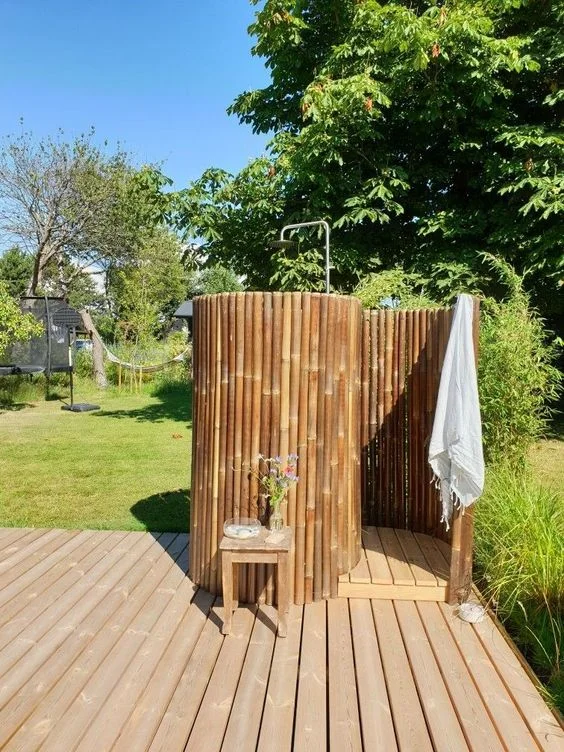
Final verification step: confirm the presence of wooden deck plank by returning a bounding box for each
[417,602,505,752]
[371,599,433,751]
[0,530,100,623]
[0,533,181,751]
[0,529,49,563]
[377,527,415,585]
[0,530,131,691]
[0,529,67,586]
[414,532,450,585]
[294,599,327,751]
[473,610,564,751]
[257,605,303,752]
[362,526,393,584]
[338,581,446,600]
[348,545,371,584]
[75,575,199,752]
[185,605,256,752]
[394,529,439,586]
[394,601,469,751]
[149,604,225,752]
[111,590,215,752]
[37,536,189,752]
[440,602,539,751]
[222,605,278,751]
[349,598,397,752]
[0,528,34,558]
[327,599,362,751]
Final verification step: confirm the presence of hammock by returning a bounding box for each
[101,343,189,374]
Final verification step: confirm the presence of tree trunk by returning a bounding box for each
[79,309,107,388]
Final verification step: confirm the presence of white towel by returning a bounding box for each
[429,294,484,530]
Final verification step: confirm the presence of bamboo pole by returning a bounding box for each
[368,312,378,525]
[321,296,336,598]
[286,292,301,606]
[209,296,222,594]
[305,295,320,603]
[448,299,479,603]
[202,296,213,588]
[295,294,310,604]
[225,294,237,530]
[418,308,428,534]
[313,294,328,601]
[383,310,394,528]
[268,293,283,605]
[257,292,273,603]
[397,310,407,529]
[360,310,370,524]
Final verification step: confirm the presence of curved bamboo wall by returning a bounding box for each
[360,308,455,542]
[190,292,362,605]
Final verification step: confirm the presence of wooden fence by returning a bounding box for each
[190,292,362,605]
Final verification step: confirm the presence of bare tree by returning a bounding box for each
[0,130,147,386]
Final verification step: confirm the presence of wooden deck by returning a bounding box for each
[338,527,451,601]
[0,527,561,751]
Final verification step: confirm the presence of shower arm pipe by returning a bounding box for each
[280,220,331,294]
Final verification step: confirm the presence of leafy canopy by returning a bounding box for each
[179,0,563,316]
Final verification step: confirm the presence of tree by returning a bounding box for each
[0,246,33,299]
[0,279,42,357]
[180,1,563,318]
[0,130,174,384]
[190,264,245,296]
[109,228,189,344]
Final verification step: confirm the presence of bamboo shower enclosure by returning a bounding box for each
[190,292,477,605]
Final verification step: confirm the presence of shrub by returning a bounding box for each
[474,466,563,711]
[478,256,561,466]
[354,268,435,309]
[354,257,561,467]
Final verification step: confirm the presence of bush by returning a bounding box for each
[478,257,561,466]
[354,257,561,467]
[474,467,563,711]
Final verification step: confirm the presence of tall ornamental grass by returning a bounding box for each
[474,467,563,711]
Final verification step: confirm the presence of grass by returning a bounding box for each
[0,377,191,532]
[474,447,564,713]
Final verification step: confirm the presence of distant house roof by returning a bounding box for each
[174,300,193,318]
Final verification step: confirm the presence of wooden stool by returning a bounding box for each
[220,526,292,637]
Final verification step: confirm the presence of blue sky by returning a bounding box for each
[0,0,270,187]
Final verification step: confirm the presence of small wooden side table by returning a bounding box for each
[220,526,292,637]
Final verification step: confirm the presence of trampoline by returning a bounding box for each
[0,296,99,412]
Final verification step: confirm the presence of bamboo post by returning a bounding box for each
[448,298,479,604]
[295,294,310,604]
[305,295,320,603]
[268,293,283,605]
[321,297,335,598]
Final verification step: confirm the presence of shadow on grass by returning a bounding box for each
[131,488,190,534]
[132,488,190,574]
[0,401,35,413]
[95,381,192,426]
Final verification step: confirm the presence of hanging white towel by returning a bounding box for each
[429,294,484,530]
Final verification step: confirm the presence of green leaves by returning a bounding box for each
[182,0,563,314]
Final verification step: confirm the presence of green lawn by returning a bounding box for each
[0,381,191,532]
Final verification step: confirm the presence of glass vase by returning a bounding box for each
[269,506,284,532]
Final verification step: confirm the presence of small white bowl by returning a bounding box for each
[223,517,262,540]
